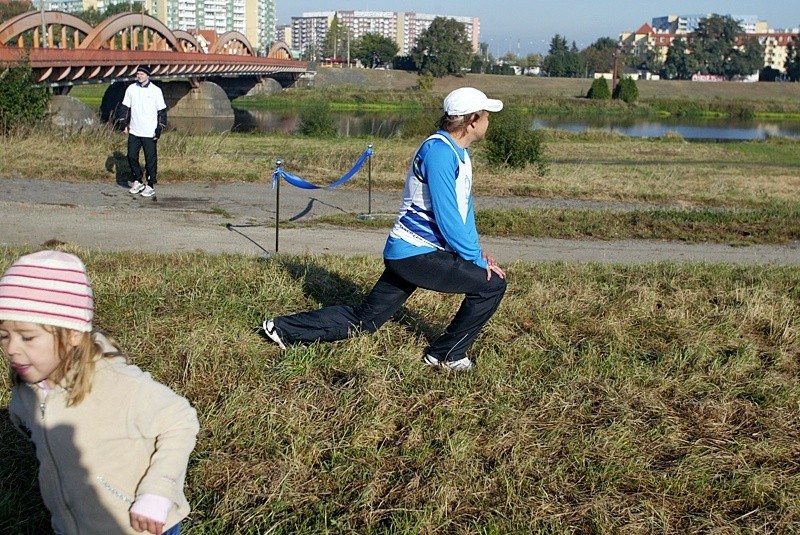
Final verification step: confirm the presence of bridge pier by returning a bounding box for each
[162,81,235,132]
[101,80,235,133]
[209,76,283,99]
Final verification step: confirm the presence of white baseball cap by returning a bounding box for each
[443,87,503,115]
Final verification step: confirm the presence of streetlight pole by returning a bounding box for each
[40,0,47,48]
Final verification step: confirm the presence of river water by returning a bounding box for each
[225,108,800,141]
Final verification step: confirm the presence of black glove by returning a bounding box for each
[154,125,162,140]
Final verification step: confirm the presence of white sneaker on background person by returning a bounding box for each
[129,181,145,194]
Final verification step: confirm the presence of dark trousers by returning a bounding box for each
[273,250,507,361]
[127,134,158,186]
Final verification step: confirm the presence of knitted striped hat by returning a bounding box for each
[0,251,93,332]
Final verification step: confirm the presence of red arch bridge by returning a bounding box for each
[0,10,309,93]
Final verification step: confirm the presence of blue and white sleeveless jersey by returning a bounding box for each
[383,131,486,268]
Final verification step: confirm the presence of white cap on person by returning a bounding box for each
[443,87,503,116]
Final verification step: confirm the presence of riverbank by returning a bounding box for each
[232,69,800,118]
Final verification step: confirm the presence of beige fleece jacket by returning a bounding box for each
[9,333,199,534]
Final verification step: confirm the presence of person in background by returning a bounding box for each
[119,65,167,198]
[0,250,199,534]
[263,87,507,372]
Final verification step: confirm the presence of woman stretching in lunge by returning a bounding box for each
[0,250,199,534]
[263,87,507,371]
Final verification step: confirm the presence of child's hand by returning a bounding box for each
[130,511,165,535]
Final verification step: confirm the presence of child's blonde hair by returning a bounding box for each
[9,327,125,406]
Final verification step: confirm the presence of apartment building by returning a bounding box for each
[651,14,763,34]
[290,10,480,59]
[31,0,276,54]
[620,13,799,73]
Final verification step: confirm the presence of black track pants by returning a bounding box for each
[272,250,506,361]
[127,134,158,186]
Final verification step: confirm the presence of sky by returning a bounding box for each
[275,2,799,56]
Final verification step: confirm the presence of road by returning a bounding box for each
[1,177,798,265]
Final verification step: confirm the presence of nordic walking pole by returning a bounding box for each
[275,159,281,253]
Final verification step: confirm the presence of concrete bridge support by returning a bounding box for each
[101,80,235,133]
[210,76,283,99]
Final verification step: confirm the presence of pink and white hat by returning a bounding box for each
[0,250,93,332]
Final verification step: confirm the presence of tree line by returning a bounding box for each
[316,13,799,82]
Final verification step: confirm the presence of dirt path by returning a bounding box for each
[2,177,798,265]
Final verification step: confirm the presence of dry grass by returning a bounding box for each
[2,128,799,211]
[313,69,800,104]
[1,247,798,533]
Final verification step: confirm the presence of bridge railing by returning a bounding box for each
[0,47,307,85]
[0,10,307,85]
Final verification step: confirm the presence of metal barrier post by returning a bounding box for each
[367,143,373,215]
[275,159,281,253]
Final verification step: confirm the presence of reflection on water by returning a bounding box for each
[232,108,800,141]
[170,115,235,133]
[234,109,407,137]
[532,116,800,140]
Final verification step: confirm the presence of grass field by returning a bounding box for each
[2,73,800,532]
[0,247,798,533]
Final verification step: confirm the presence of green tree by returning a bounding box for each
[0,0,29,23]
[786,42,800,81]
[351,33,399,68]
[470,54,488,74]
[631,47,663,75]
[727,36,765,78]
[661,37,700,79]
[322,15,347,60]
[522,53,543,71]
[411,17,472,77]
[0,63,49,133]
[581,37,617,75]
[543,34,585,77]
[690,14,764,78]
[613,77,638,103]
[76,2,145,25]
[586,77,611,99]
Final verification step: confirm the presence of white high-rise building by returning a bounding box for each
[32,0,276,54]
[291,10,480,59]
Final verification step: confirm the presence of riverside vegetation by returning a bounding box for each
[1,124,798,245]
[8,73,800,246]
[1,73,799,532]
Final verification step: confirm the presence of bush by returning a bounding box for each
[613,77,639,103]
[415,73,434,92]
[586,77,611,100]
[0,62,49,133]
[484,109,548,173]
[297,99,337,137]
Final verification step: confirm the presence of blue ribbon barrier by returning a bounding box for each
[272,147,374,190]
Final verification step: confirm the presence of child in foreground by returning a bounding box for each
[0,250,199,535]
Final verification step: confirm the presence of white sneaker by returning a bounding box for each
[129,181,145,194]
[422,354,475,372]
[140,185,155,197]
[262,319,287,350]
